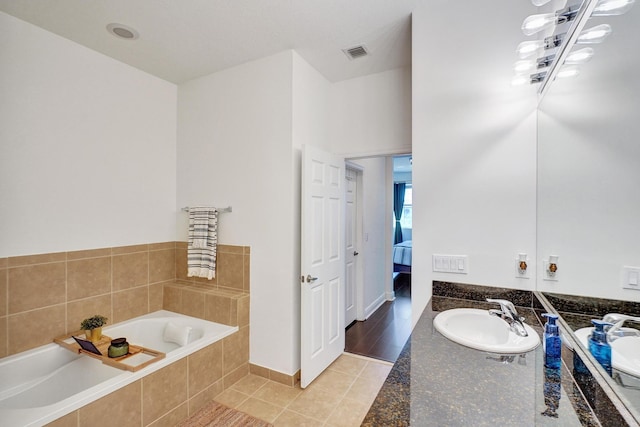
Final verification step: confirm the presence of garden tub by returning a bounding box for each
[0,310,238,426]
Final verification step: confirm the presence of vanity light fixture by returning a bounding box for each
[514,0,634,90]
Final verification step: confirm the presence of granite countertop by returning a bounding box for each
[362,297,600,426]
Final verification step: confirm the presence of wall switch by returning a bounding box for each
[622,266,640,291]
[433,254,468,274]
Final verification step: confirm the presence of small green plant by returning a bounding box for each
[80,315,108,330]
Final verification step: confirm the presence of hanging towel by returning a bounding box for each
[187,206,218,280]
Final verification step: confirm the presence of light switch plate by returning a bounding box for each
[433,254,468,274]
[622,266,640,291]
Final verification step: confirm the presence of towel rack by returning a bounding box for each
[181,206,232,213]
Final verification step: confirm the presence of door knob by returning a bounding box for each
[306,275,318,283]
[353,251,359,256]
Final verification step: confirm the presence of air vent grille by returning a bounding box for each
[343,45,369,60]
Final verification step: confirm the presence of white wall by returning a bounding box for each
[411,1,538,324]
[355,157,392,317]
[0,12,177,258]
[177,51,298,375]
[330,67,412,158]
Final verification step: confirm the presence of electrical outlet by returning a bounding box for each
[543,260,559,281]
[515,255,530,279]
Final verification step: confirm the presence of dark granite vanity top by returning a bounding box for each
[362,283,606,426]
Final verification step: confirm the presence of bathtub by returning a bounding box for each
[0,310,238,426]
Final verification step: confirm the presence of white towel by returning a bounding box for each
[187,206,218,280]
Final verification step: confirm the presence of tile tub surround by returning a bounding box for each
[364,283,602,426]
[0,242,250,357]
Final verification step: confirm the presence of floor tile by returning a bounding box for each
[213,388,250,408]
[229,374,269,395]
[325,396,370,427]
[328,354,368,376]
[236,397,283,423]
[252,381,302,407]
[273,410,324,427]
[287,385,343,421]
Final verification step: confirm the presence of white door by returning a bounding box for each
[301,144,345,388]
[345,168,358,326]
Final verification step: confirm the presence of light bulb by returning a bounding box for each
[565,48,594,64]
[517,40,544,58]
[511,75,530,86]
[522,13,557,36]
[592,0,635,16]
[514,60,536,74]
[577,24,612,44]
[557,66,580,79]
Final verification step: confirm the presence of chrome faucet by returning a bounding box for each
[487,298,529,337]
[602,313,640,342]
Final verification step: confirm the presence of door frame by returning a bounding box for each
[345,161,365,321]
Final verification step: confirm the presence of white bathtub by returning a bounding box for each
[0,310,238,426]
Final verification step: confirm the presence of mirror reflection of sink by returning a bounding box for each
[433,308,540,354]
[575,327,640,378]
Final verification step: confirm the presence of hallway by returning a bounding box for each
[344,273,411,363]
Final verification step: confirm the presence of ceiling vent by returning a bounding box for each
[343,44,369,60]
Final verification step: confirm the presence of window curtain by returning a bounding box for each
[393,183,406,244]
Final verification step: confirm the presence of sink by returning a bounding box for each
[575,327,640,378]
[433,308,540,354]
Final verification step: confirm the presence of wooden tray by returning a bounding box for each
[54,331,165,372]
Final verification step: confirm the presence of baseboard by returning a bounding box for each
[249,363,300,387]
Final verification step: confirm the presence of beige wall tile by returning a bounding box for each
[149,248,175,284]
[112,252,148,291]
[249,363,270,379]
[223,363,249,389]
[149,283,164,312]
[0,268,7,317]
[243,254,250,293]
[143,358,188,426]
[223,327,249,375]
[188,380,224,415]
[112,287,148,323]
[79,381,141,427]
[66,248,111,261]
[204,294,231,325]
[46,411,78,427]
[162,284,182,312]
[8,304,65,355]
[237,295,250,327]
[148,242,175,251]
[0,258,7,268]
[188,341,223,397]
[67,257,111,301]
[8,252,65,267]
[8,262,66,313]
[67,294,112,333]
[181,289,205,318]
[218,245,243,254]
[146,402,188,427]
[269,369,296,387]
[175,247,188,281]
[217,252,243,291]
[0,316,7,358]
[112,244,148,255]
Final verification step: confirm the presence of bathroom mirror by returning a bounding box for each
[537,1,640,421]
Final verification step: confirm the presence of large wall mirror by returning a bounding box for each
[537,0,640,421]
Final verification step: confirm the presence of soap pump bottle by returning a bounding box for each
[542,313,562,369]
[589,319,612,376]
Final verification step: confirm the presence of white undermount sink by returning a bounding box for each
[433,308,541,354]
[575,327,640,378]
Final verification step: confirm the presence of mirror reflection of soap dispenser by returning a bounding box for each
[589,320,612,376]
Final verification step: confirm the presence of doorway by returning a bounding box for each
[343,155,412,363]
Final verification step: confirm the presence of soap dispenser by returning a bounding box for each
[542,313,562,369]
[589,319,612,376]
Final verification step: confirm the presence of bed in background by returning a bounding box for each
[393,240,412,273]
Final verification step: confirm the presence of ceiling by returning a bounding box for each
[0,0,417,84]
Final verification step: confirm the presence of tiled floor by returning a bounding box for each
[214,353,393,426]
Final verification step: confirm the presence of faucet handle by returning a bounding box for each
[486,299,518,316]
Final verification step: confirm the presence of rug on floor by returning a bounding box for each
[177,400,273,427]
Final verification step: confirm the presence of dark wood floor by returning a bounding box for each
[344,273,411,363]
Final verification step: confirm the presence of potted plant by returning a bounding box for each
[80,315,108,343]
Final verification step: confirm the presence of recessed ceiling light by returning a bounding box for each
[106,23,139,40]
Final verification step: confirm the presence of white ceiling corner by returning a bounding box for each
[0,0,417,84]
